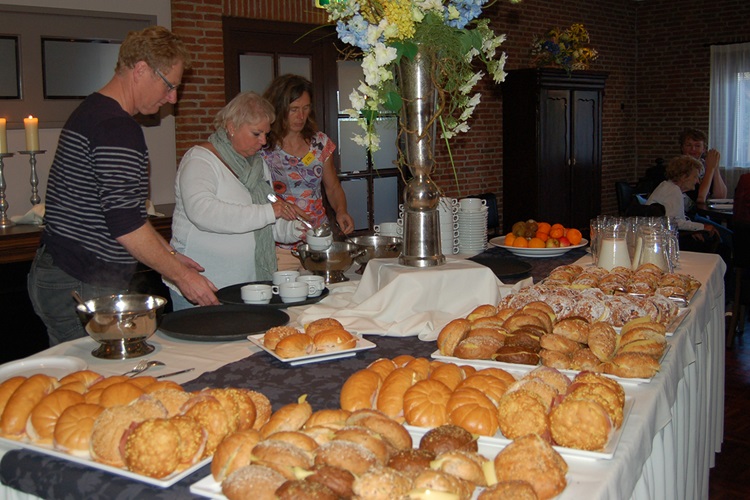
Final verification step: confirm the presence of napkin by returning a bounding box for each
[10,203,44,224]
[293,257,532,340]
[146,199,165,217]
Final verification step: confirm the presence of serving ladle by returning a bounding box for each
[267,193,314,230]
[71,290,93,313]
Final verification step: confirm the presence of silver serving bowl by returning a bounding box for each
[292,242,367,283]
[347,235,403,270]
[76,294,167,359]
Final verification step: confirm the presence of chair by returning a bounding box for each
[727,174,750,348]
[624,201,665,217]
[615,181,637,215]
[468,192,500,236]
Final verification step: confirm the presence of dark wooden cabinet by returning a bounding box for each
[502,68,607,233]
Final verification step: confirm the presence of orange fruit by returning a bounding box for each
[512,237,529,248]
[504,233,516,246]
[528,237,545,248]
[535,231,549,242]
[537,222,551,234]
[566,228,583,245]
[549,223,565,239]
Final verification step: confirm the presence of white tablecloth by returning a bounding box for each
[0,252,725,500]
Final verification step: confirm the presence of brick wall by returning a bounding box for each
[169,0,750,225]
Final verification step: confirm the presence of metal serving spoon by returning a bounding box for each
[267,193,313,230]
[122,359,165,376]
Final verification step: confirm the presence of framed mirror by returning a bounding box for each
[0,36,20,99]
[42,38,120,99]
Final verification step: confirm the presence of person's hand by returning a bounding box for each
[705,149,720,171]
[174,252,205,272]
[175,270,219,306]
[272,200,308,222]
[336,212,355,234]
[703,224,719,237]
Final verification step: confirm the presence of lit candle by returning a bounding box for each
[0,118,7,154]
[24,116,39,151]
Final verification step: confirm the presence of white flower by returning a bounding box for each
[459,72,483,94]
[447,5,460,21]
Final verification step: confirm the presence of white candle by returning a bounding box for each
[24,116,39,151]
[0,118,7,154]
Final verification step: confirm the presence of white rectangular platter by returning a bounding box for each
[247,333,376,366]
[0,436,211,488]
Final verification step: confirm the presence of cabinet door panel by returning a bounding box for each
[571,90,602,229]
[539,90,571,223]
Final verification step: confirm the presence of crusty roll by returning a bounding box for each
[211,429,262,482]
[314,440,378,476]
[333,425,390,464]
[478,480,538,500]
[466,304,499,322]
[453,336,503,360]
[53,403,104,457]
[503,313,547,333]
[552,317,591,343]
[402,379,452,428]
[304,317,344,337]
[497,390,549,440]
[263,325,302,350]
[260,394,313,438]
[221,464,286,500]
[446,387,498,436]
[275,333,314,359]
[0,373,58,438]
[313,328,357,353]
[170,414,207,469]
[539,349,572,370]
[550,398,613,451]
[493,433,567,500]
[26,389,84,444]
[376,367,419,421]
[419,423,478,454]
[352,465,412,499]
[431,449,488,486]
[587,322,619,362]
[305,408,351,429]
[603,352,660,378]
[493,345,540,365]
[183,395,232,457]
[251,439,312,480]
[345,412,413,451]
[437,318,471,356]
[245,390,272,430]
[566,381,624,428]
[148,388,191,418]
[340,369,381,412]
[90,405,145,466]
[123,418,181,478]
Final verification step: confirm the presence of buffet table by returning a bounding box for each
[0,249,725,500]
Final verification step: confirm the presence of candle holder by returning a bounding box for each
[0,153,14,228]
[19,150,46,206]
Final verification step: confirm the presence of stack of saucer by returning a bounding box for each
[457,198,488,255]
[438,197,459,255]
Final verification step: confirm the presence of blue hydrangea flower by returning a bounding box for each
[445,0,488,29]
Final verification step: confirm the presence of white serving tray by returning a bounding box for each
[247,333,376,366]
[0,436,211,488]
[0,356,87,381]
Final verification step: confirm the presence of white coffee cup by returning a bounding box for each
[307,233,333,251]
[459,198,486,212]
[297,275,325,297]
[272,281,310,303]
[272,270,300,285]
[240,284,273,304]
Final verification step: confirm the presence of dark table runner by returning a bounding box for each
[0,247,587,499]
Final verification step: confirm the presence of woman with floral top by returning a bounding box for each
[262,74,354,269]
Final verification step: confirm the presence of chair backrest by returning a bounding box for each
[734,173,750,225]
[625,201,666,217]
[615,181,636,215]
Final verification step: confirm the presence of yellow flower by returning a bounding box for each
[383,0,415,41]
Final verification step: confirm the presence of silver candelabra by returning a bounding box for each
[19,150,46,206]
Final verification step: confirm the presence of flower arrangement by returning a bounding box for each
[531,23,598,74]
[323,0,522,155]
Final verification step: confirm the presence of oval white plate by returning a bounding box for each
[489,236,589,258]
[0,356,87,381]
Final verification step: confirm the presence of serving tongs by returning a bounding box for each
[266,193,313,230]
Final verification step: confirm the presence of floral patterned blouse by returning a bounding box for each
[261,131,336,248]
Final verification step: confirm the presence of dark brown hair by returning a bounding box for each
[263,74,318,151]
[678,127,708,148]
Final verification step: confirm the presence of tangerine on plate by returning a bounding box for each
[535,231,549,242]
[566,228,583,245]
[512,237,529,248]
[504,233,516,246]
[549,223,565,239]
[528,237,546,248]
[537,222,551,234]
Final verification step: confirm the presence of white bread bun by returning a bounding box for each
[53,403,104,457]
[313,328,357,353]
[26,389,84,444]
[58,370,102,388]
[346,411,413,451]
[340,369,381,412]
[0,377,26,415]
[211,429,262,482]
[376,367,420,421]
[275,333,314,359]
[314,439,378,476]
[263,326,302,350]
[0,374,58,439]
[99,382,145,408]
[304,318,344,337]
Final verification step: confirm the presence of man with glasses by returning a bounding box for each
[28,25,219,346]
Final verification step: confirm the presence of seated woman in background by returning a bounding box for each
[647,155,721,255]
[165,92,308,310]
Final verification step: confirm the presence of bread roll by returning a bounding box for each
[402,379,452,428]
[183,395,231,457]
[0,374,58,438]
[260,394,313,438]
[453,336,503,359]
[604,352,660,378]
[470,315,506,331]
[503,313,547,333]
[587,322,619,362]
[90,405,145,466]
[366,358,397,381]
[376,367,419,421]
[392,354,415,367]
[619,327,667,347]
[523,301,557,322]
[58,370,102,388]
[493,433,567,500]
[437,318,471,356]
[572,371,626,407]
[26,389,84,444]
[305,408,351,429]
[340,369,381,412]
[505,378,557,411]
[523,366,570,395]
[143,380,184,394]
[127,376,157,389]
[53,403,104,457]
[493,345,540,365]
[345,412,413,451]
[245,390,272,430]
[569,347,603,372]
[411,468,475,499]
[566,382,624,428]
[405,357,431,380]
[88,375,130,392]
[305,464,356,499]
[313,328,357,353]
[519,306,553,333]
[478,479,539,499]
[304,317,344,337]
[171,414,208,469]
[263,325,302,350]
[431,449,488,486]
[539,333,583,354]
[550,398,613,451]
[457,373,510,406]
[497,390,549,440]
[428,363,465,391]
[276,480,338,500]
[504,329,542,352]
[352,465,412,500]
[420,423,479,454]
[465,327,510,345]
[251,439,312,480]
[99,381,145,408]
[123,418,181,478]
[211,429,262,481]
[314,440,378,476]
[466,304,499,321]
[0,377,27,416]
[616,337,666,358]
[148,388,191,418]
[539,349,572,370]
[275,333,314,359]
[387,448,435,479]
[552,317,590,343]
[333,425,390,464]
[221,464,286,500]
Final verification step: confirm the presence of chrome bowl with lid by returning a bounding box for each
[292,242,366,284]
[76,294,167,359]
[346,235,403,272]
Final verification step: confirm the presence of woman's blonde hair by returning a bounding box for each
[213,92,275,131]
[666,155,701,181]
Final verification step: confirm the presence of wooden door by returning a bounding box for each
[539,88,572,225]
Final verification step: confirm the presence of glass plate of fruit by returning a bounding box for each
[490,221,588,257]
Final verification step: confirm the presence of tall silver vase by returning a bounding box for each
[398,49,445,267]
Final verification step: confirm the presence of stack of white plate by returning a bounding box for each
[438,197,459,254]
[457,201,488,255]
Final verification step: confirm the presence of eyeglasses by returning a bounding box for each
[154,68,180,93]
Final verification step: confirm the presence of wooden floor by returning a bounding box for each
[709,317,750,499]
